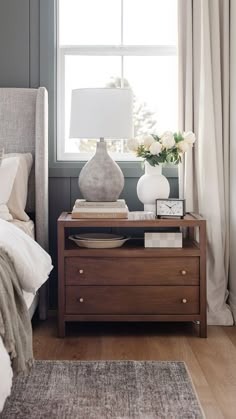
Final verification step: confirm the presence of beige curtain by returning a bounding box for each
[178,0,233,324]
[230,1,236,321]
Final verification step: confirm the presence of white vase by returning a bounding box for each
[137,161,170,212]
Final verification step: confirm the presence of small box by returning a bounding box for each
[144,232,183,248]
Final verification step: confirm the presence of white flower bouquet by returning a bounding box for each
[127,131,196,166]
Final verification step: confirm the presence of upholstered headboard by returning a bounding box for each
[0,87,48,250]
[0,87,49,318]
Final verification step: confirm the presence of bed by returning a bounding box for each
[8,219,39,317]
[0,87,49,319]
[0,87,52,411]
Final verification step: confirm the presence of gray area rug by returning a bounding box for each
[1,360,204,419]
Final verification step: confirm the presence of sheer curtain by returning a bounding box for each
[178,0,233,325]
[229,2,236,322]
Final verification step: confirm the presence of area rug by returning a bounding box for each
[1,360,204,419]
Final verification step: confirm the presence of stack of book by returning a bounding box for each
[72,199,129,219]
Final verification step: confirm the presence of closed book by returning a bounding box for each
[72,206,128,213]
[71,211,128,219]
[74,199,126,209]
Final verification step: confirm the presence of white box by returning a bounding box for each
[144,232,183,248]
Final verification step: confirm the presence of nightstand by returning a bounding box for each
[58,212,207,338]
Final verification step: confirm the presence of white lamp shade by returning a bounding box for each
[70,88,133,139]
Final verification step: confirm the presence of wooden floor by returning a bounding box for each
[33,314,236,419]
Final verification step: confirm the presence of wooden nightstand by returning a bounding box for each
[58,212,207,338]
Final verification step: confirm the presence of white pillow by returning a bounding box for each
[4,153,33,221]
[0,157,19,221]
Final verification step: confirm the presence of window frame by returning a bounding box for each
[56,0,177,162]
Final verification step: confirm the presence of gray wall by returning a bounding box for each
[0,0,178,308]
[0,0,40,88]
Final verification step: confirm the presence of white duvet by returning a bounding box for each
[0,219,53,412]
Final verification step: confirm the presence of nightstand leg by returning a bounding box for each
[188,227,195,241]
[199,320,207,338]
[58,318,65,338]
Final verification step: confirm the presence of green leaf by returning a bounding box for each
[174,132,183,143]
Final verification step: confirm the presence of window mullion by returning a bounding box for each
[57,49,66,160]
[121,0,124,87]
[121,0,123,45]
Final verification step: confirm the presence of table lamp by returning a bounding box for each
[70,88,133,202]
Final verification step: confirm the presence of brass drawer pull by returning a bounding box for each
[182,298,187,304]
[79,269,84,274]
[181,270,187,276]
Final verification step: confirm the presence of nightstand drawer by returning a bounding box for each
[65,257,199,286]
[65,285,200,315]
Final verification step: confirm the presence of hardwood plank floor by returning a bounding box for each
[33,314,236,419]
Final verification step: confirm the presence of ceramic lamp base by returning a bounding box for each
[78,140,124,202]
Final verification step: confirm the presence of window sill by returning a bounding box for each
[49,161,178,178]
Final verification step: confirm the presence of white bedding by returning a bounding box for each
[0,291,35,412]
[0,219,52,293]
[9,219,35,240]
[23,290,37,313]
[0,219,53,412]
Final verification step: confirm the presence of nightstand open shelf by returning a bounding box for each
[65,238,200,254]
[58,212,207,338]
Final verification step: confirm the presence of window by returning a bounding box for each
[57,0,178,161]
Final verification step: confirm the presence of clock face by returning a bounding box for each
[156,200,184,216]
